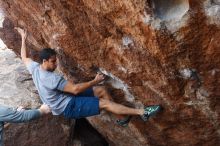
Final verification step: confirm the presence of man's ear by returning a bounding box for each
[43,59,47,63]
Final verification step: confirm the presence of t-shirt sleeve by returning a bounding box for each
[26,60,39,74]
[52,73,68,91]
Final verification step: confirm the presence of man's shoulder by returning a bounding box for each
[30,60,40,66]
[26,60,40,73]
[49,71,63,77]
[42,71,63,82]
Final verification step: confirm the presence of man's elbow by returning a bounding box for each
[72,87,80,95]
[64,83,80,95]
[21,56,27,61]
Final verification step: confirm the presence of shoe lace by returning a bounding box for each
[145,107,156,115]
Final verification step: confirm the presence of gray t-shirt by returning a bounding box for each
[27,60,71,115]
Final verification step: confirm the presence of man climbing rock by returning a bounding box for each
[0,104,51,146]
[15,27,161,126]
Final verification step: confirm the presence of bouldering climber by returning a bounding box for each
[15,27,161,127]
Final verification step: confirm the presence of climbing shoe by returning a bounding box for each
[116,116,132,127]
[141,105,161,121]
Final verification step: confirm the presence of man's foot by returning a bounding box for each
[141,105,161,121]
[116,116,132,127]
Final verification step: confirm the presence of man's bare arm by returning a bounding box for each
[15,27,32,66]
[63,73,105,95]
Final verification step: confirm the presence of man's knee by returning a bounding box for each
[99,98,110,109]
[93,86,108,97]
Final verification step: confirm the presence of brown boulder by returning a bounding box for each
[0,0,219,145]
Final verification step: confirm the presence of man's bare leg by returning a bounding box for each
[93,86,112,100]
[99,98,144,115]
[94,86,161,123]
[94,86,134,126]
[93,86,137,115]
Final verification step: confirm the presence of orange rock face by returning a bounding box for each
[0,0,219,145]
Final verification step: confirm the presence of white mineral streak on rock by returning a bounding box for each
[117,66,128,73]
[204,0,220,25]
[179,68,193,79]
[0,11,4,27]
[0,39,6,49]
[141,12,151,24]
[122,36,134,47]
[99,68,135,102]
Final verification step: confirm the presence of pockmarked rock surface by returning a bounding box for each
[4,115,72,146]
[0,46,40,107]
[0,0,219,146]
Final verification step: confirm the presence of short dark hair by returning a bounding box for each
[39,48,56,63]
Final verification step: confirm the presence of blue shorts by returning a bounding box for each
[63,88,100,119]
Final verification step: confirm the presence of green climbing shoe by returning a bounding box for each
[116,116,132,127]
[141,105,161,121]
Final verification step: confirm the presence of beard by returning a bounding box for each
[47,68,56,72]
